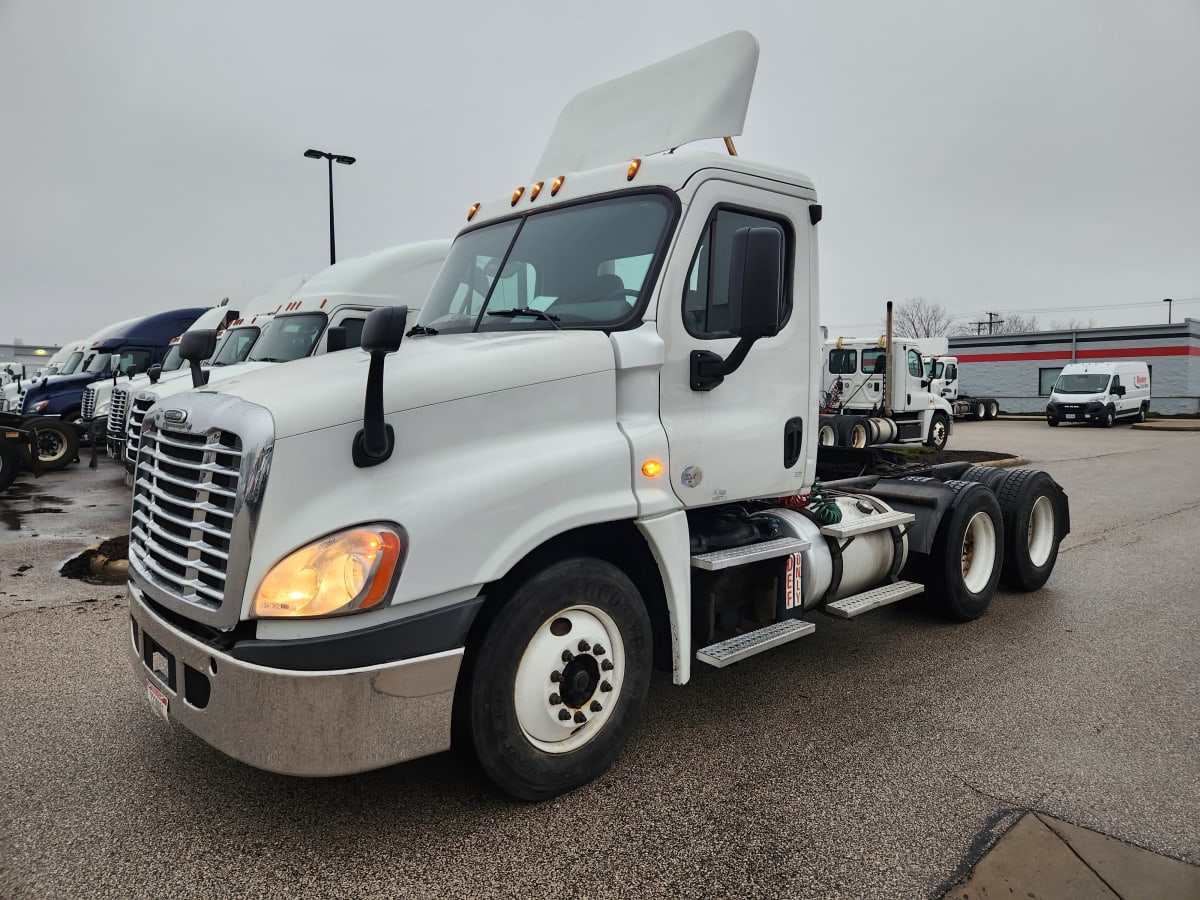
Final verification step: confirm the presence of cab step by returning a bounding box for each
[690,536,810,571]
[823,580,923,619]
[819,510,914,539]
[696,619,816,668]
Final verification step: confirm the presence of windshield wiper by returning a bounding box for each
[485,308,562,330]
[255,357,289,363]
[406,324,438,337]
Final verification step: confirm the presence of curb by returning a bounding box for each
[975,456,1026,468]
[1132,422,1200,432]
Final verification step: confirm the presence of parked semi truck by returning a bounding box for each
[125,33,1070,800]
[113,242,448,474]
[923,355,1001,420]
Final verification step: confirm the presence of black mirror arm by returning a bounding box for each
[690,336,761,392]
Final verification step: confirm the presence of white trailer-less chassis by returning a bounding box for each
[125,32,1070,799]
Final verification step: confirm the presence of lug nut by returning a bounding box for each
[593,644,606,656]
[561,650,574,663]
[550,670,562,683]
[578,640,591,652]
[558,709,571,721]
[600,681,613,692]
[549,693,561,705]
[590,701,602,712]
[601,659,614,671]
[573,711,587,724]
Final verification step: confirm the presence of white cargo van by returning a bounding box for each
[1046,361,1150,427]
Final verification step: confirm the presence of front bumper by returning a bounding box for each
[127,583,463,776]
[1046,402,1103,423]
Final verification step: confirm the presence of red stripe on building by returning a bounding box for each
[956,345,1200,363]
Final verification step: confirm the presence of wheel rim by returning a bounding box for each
[851,424,868,448]
[1027,495,1055,567]
[38,432,66,462]
[975,403,985,419]
[513,604,625,754]
[960,511,997,594]
[931,420,947,448]
[818,425,836,446]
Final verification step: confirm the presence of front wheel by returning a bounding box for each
[1102,407,1115,428]
[23,417,79,471]
[463,558,652,800]
[925,412,950,450]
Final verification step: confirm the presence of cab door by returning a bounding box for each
[656,177,816,506]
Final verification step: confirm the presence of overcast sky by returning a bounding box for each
[2,0,1198,345]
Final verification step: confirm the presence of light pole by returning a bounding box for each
[304,148,356,265]
[1163,298,1173,324]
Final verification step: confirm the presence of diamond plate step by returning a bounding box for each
[819,509,914,539]
[696,619,816,668]
[824,580,924,619]
[690,536,811,571]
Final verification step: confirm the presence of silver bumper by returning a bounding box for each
[127,584,463,776]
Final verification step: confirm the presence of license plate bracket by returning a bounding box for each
[146,680,169,721]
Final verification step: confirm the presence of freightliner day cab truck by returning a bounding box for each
[125,33,1070,800]
[114,242,448,474]
[923,356,1002,421]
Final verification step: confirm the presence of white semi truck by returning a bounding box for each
[125,33,1070,800]
[923,355,1002,420]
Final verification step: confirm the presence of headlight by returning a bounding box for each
[253,525,405,618]
[29,400,49,413]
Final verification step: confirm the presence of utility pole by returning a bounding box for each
[985,311,1004,334]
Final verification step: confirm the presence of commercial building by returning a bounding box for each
[949,319,1200,416]
[0,340,61,376]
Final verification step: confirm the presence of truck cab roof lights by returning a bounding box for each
[551,176,566,196]
[627,159,641,181]
[467,202,481,221]
[511,186,525,207]
[529,181,544,202]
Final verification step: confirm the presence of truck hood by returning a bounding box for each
[195,331,618,440]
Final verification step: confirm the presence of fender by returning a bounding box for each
[636,509,693,684]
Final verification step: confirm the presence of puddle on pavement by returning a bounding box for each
[1,506,67,530]
[2,481,74,530]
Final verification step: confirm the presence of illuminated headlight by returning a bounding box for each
[253,525,406,618]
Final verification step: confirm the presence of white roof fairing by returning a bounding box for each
[532,30,759,181]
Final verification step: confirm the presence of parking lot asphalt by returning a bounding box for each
[1,421,1197,899]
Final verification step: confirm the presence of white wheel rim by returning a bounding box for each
[513,605,625,754]
[851,424,868,448]
[961,511,997,594]
[1027,495,1055,567]
[932,421,946,446]
[819,425,836,446]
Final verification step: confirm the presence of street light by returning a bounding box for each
[1163,298,1173,324]
[303,148,357,265]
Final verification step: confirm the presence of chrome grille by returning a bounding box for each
[125,392,158,466]
[81,385,97,419]
[107,386,130,439]
[129,427,243,610]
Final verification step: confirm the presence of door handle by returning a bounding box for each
[784,417,803,468]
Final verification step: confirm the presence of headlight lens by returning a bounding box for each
[30,400,49,412]
[253,526,405,618]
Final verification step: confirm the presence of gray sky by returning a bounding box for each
[3,0,1199,345]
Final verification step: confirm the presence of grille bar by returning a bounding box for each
[81,386,97,419]
[133,477,235,521]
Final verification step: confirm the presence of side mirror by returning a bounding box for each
[326,326,347,353]
[126,364,138,379]
[148,364,162,385]
[353,306,408,467]
[179,330,217,388]
[1115,385,1126,396]
[691,227,783,391]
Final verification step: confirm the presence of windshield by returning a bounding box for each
[926,359,944,378]
[416,193,675,334]
[160,346,183,372]
[1054,373,1111,394]
[248,314,326,363]
[85,352,113,374]
[60,352,85,374]
[211,326,261,366]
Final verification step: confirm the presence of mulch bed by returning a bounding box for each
[60,534,129,582]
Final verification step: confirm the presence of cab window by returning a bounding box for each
[907,349,923,377]
[828,348,857,374]
[862,349,886,374]
[683,208,791,339]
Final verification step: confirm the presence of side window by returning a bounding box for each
[828,348,857,374]
[907,349,923,377]
[862,349,886,374]
[945,364,957,382]
[683,208,790,338]
[338,317,366,349]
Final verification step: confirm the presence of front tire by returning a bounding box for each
[925,485,1004,621]
[1102,407,1115,428]
[23,417,79,471]
[925,412,950,450]
[463,558,652,800]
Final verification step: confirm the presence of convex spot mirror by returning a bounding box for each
[730,226,783,340]
[361,307,408,354]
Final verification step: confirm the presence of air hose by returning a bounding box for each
[777,481,843,525]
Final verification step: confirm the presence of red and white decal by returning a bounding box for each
[785,553,804,609]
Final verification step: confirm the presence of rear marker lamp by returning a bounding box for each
[529,181,543,201]
[627,159,641,181]
[511,186,525,206]
[551,176,565,195]
[467,202,480,221]
[253,526,405,619]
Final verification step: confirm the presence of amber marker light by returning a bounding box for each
[529,181,543,201]
[641,459,664,478]
[627,158,641,181]
[467,202,480,221]
[551,175,565,195]
[511,186,525,206]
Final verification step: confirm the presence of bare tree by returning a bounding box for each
[1049,317,1097,330]
[991,313,1040,334]
[888,297,955,337]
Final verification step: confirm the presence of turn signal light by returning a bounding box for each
[641,459,664,478]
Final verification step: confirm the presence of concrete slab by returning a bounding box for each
[1041,815,1200,900]
[944,814,1119,899]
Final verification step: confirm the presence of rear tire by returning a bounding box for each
[1136,405,1147,424]
[925,485,1004,621]
[23,417,79,471]
[973,401,986,420]
[849,418,871,448]
[986,400,1000,419]
[462,558,652,800]
[817,417,837,446]
[995,469,1067,591]
[835,416,856,447]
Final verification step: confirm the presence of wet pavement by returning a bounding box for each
[1,428,1198,899]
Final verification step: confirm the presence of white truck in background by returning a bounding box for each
[1045,361,1150,427]
[923,355,1002,421]
[124,33,1070,801]
[116,241,450,473]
